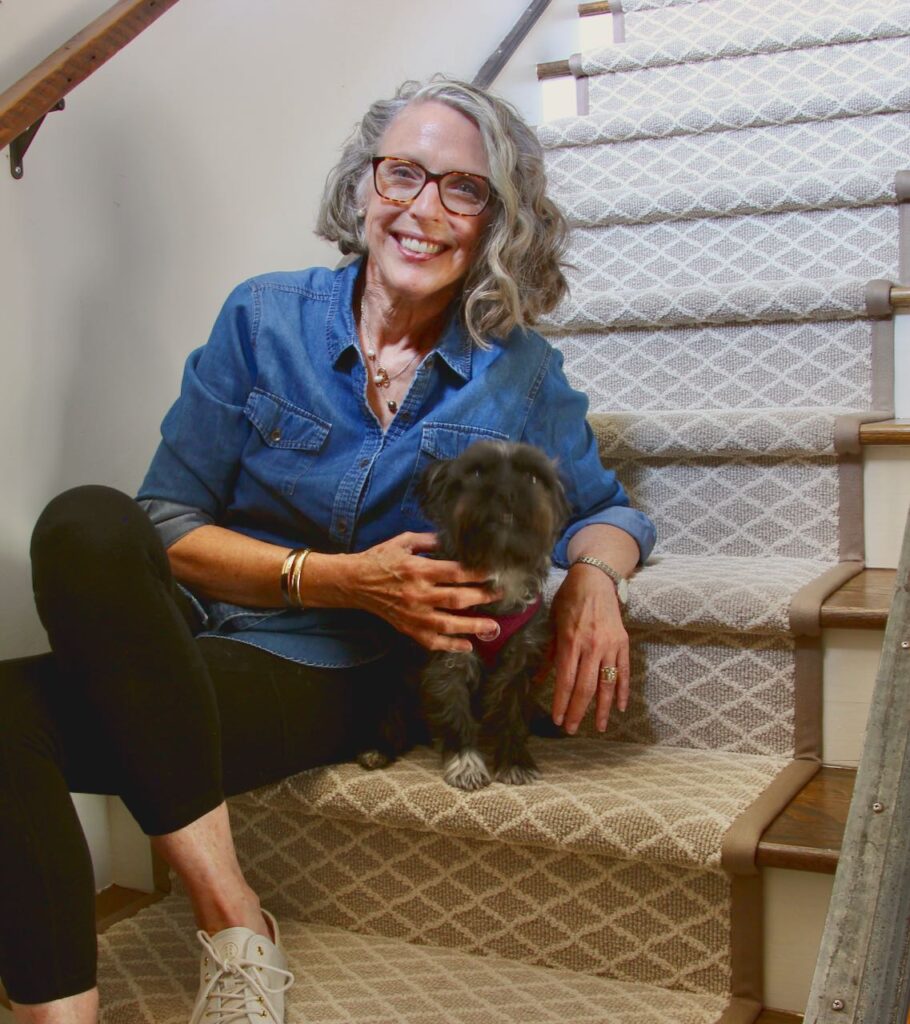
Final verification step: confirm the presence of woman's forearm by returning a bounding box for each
[565,524,640,578]
[167,525,356,609]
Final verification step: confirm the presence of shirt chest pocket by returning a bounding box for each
[243,390,331,498]
[401,422,510,519]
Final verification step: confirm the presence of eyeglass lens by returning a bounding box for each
[375,158,490,215]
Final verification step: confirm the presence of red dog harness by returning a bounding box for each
[453,596,543,668]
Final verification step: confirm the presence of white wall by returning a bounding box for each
[0,0,561,658]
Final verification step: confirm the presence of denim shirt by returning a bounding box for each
[137,259,656,667]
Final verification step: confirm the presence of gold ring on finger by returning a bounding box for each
[600,666,618,684]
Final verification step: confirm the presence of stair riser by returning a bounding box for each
[588,37,908,118]
[539,629,799,757]
[563,207,898,297]
[582,3,910,77]
[551,321,876,413]
[611,456,841,561]
[864,447,910,568]
[543,113,910,192]
[229,808,736,997]
[764,868,833,1011]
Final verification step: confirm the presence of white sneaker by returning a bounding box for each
[190,909,294,1024]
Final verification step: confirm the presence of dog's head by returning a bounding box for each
[416,440,570,574]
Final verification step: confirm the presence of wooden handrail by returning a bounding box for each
[0,0,181,154]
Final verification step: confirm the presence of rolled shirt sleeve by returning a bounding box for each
[523,346,656,569]
[137,282,258,543]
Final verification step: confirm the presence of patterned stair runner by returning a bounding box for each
[96,4,908,1022]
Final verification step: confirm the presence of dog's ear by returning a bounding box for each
[415,457,454,522]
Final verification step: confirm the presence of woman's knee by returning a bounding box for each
[30,485,167,613]
[31,485,161,573]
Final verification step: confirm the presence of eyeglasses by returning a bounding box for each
[372,156,492,217]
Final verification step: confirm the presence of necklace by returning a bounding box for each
[360,305,421,415]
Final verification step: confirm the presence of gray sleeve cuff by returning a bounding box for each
[137,498,213,550]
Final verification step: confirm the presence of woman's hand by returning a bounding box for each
[340,532,502,652]
[543,562,630,735]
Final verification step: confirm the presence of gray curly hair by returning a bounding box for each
[316,77,568,348]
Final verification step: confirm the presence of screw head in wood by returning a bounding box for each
[832,999,845,1011]
[902,639,910,649]
[873,801,884,812]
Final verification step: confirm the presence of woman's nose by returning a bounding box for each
[410,179,446,218]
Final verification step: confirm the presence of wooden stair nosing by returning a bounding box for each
[757,766,855,874]
[859,419,910,445]
[819,568,896,629]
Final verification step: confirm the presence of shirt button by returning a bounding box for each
[269,429,281,442]
[338,519,348,533]
[360,458,369,468]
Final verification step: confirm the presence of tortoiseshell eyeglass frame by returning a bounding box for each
[371,156,493,216]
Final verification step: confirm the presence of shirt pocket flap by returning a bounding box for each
[420,422,509,461]
[401,422,510,518]
[244,390,331,452]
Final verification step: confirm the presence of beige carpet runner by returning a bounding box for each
[96,1,907,1020]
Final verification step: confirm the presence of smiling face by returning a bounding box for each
[362,100,493,314]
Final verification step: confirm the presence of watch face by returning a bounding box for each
[617,577,630,605]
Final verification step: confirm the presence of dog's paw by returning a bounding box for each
[443,749,491,791]
[495,763,541,786]
[357,749,392,771]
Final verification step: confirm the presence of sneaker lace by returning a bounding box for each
[195,930,295,1023]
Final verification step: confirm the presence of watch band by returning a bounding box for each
[571,555,630,605]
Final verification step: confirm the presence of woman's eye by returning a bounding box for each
[451,178,482,198]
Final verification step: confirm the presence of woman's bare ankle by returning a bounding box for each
[11,987,98,1024]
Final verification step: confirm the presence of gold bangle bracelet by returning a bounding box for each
[280,547,310,607]
[289,548,311,608]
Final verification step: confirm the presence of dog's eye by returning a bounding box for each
[528,473,538,485]
[473,468,482,478]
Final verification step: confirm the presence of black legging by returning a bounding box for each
[0,486,401,1005]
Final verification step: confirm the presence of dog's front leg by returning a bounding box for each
[482,638,541,786]
[421,651,490,791]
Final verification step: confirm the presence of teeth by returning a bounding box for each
[398,235,443,255]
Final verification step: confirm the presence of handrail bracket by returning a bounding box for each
[9,100,65,180]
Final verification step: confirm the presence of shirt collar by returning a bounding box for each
[324,257,474,381]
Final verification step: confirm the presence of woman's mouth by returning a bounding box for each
[394,233,446,257]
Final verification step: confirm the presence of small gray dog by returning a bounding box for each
[414,439,569,790]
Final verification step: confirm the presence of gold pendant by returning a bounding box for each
[387,400,398,414]
[374,367,390,388]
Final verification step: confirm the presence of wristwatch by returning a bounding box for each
[571,555,630,605]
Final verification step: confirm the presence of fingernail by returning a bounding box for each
[476,623,500,641]
[554,714,564,726]
[565,723,577,735]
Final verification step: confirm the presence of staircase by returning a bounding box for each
[91,2,909,1020]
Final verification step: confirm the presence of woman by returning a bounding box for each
[0,78,655,1024]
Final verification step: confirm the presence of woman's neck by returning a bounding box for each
[358,268,454,355]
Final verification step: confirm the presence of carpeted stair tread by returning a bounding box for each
[620,0,902,49]
[554,319,878,413]
[554,166,902,228]
[96,895,734,1024]
[537,74,910,150]
[540,273,867,330]
[588,407,862,458]
[548,554,843,635]
[619,0,708,13]
[229,739,787,871]
[579,1,910,77]
[588,35,908,118]
[544,114,909,195]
